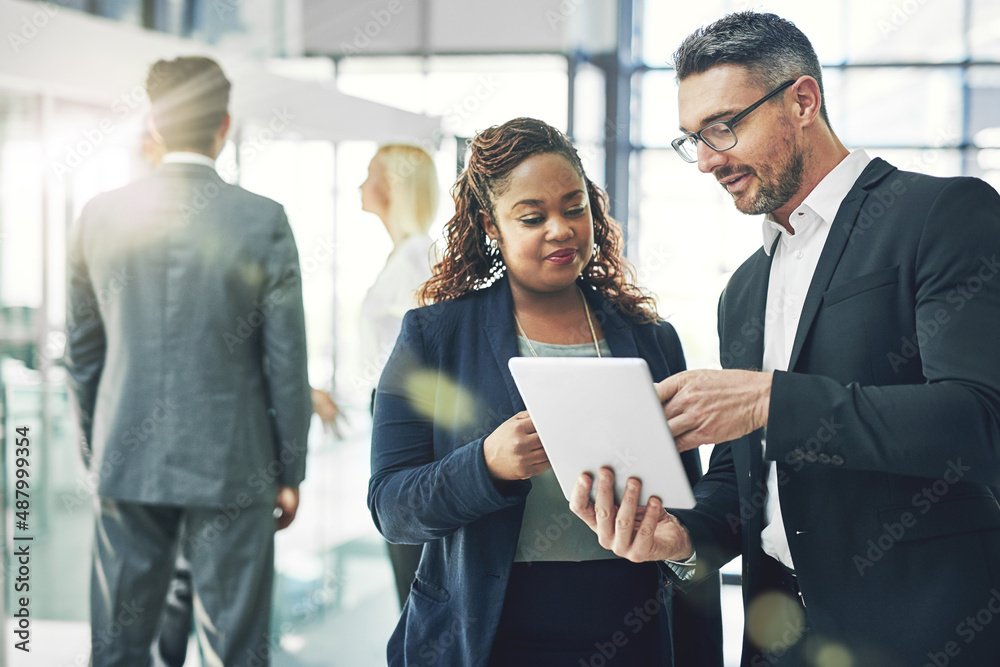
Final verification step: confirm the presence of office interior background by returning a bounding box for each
[1,0,999,664]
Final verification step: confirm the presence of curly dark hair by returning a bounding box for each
[419,117,658,324]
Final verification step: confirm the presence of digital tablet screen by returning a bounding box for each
[508,357,695,509]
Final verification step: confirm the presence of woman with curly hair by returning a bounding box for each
[368,117,720,666]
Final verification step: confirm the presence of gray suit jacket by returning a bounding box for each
[65,162,311,507]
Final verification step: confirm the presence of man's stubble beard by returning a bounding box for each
[731,132,806,217]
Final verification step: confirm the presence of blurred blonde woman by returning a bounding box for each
[359,143,439,608]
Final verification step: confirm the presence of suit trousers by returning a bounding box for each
[90,497,276,667]
[155,553,193,667]
[744,555,811,667]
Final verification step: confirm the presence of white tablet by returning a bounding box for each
[508,357,695,509]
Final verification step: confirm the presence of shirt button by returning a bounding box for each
[795,250,803,259]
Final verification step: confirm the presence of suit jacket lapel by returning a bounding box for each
[732,245,775,472]
[741,245,775,372]
[786,158,897,371]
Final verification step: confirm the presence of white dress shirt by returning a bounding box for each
[759,149,871,570]
[161,151,218,169]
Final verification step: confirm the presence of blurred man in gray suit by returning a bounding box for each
[65,56,312,666]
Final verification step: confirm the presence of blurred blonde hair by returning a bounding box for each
[375,144,440,237]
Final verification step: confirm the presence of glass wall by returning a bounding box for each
[631,0,1000,373]
[0,92,142,661]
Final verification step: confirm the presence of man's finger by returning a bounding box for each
[611,477,642,556]
[632,506,648,526]
[656,373,683,403]
[673,431,708,453]
[629,496,663,560]
[593,467,618,548]
[667,414,697,440]
[662,398,686,422]
[569,473,597,528]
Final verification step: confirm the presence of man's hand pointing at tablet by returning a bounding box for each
[570,467,693,563]
[656,369,772,452]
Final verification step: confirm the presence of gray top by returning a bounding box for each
[513,336,618,563]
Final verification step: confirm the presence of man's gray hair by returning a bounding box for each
[672,12,830,126]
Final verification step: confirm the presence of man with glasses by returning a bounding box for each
[571,11,1000,667]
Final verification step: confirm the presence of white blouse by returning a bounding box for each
[358,233,435,390]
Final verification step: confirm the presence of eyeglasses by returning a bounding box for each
[671,79,796,163]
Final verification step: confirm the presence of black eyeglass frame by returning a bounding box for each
[671,79,797,163]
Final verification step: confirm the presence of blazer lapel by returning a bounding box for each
[581,286,637,358]
[786,158,896,371]
[482,278,526,412]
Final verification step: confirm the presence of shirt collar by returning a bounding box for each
[762,149,871,255]
[161,151,218,170]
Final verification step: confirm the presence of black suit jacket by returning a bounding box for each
[672,158,1000,666]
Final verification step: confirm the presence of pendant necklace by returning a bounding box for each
[513,287,602,358]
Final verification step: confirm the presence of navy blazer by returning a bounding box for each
[369,276,721,666]
[672,159,1000,666]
